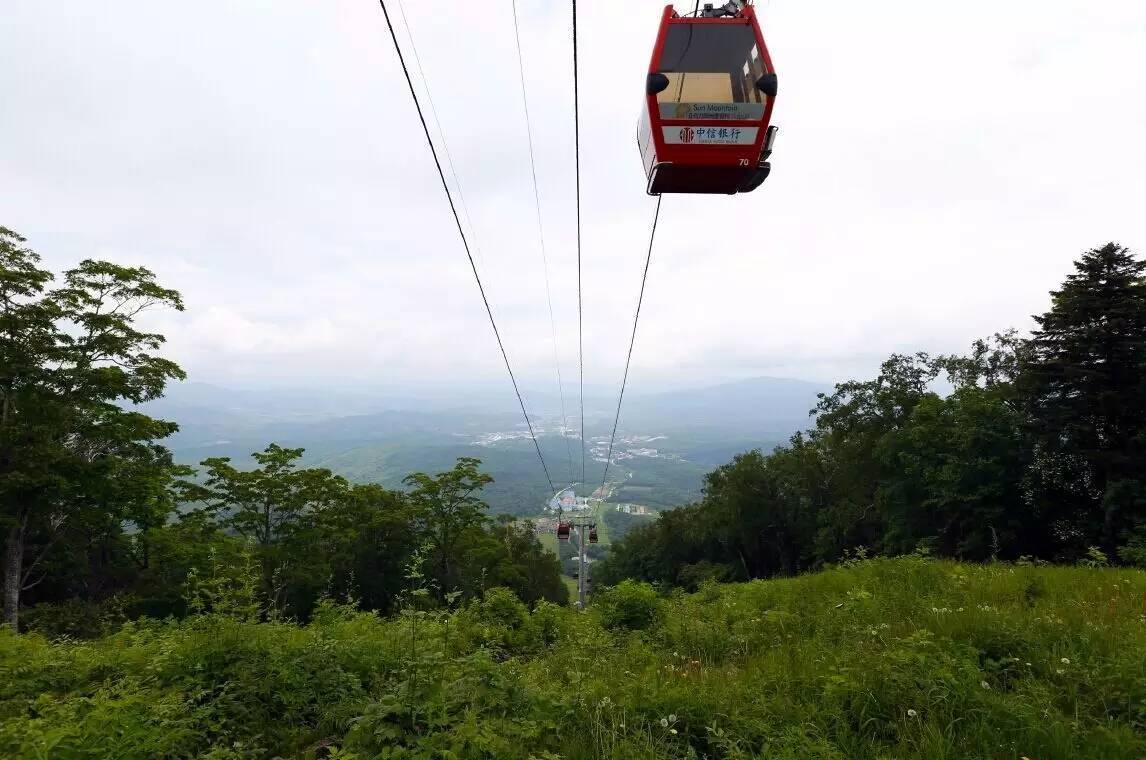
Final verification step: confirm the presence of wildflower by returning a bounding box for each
[670,729,678,735]
[907,709,918,718]
[981,680,991,690]
[660,718,669,728]
[669,714,677,722]
[1056,668,1064,675]
[1060,657,1070,665]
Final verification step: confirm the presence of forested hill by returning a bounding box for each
[597,243,1146,587]
[2,227,1143,659]
[139,375,828,514]
[620,375,827,434]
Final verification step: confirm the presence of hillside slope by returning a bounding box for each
[4,558,1144,758]
[143,376,823,514]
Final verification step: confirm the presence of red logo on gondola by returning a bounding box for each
[679,127,695,143]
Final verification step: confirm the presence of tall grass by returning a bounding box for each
[2,557,1144,758]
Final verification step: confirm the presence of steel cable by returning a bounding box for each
[377,0,556,495]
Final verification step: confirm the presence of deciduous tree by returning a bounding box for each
[1,227,184,628]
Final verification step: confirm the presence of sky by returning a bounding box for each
[2,0,1144,403]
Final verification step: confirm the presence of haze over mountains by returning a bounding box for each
[145,375,830,513]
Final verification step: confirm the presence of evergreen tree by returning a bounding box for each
[1021,243,1146,552]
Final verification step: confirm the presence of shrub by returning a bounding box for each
[4,559,1146,758]
[676,560,732,591]
[455,586,540,654]
[21,595,131,639]
[595,580,660,631]
[1117,528,1146,569]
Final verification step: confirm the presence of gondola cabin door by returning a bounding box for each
[638,3,777,195]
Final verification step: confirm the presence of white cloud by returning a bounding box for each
[2,0,1143,395]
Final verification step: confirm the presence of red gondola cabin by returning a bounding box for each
[638,2,777,195]
[557,521,572,541]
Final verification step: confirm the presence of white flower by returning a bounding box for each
[981,680,991,689]
[1060,657,1071,665]
[670,728,678,735]
[668,714,677,723]
[907,709,919,718]
[1056,668,1065,675]
[660,718,669,728]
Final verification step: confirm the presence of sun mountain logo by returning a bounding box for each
[678,127,695,143]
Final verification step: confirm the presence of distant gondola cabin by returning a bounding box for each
[638,2,777,194]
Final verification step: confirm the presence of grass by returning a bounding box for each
[2,557,1145,758]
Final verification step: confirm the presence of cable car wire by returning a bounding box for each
[571,0,586,487]
[510,0,575,486]
[376,0,556,495]
[394,0,493,300]
[599,196,663,494]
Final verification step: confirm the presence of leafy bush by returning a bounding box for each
[456,586,536,654]
[3,559,1146,758]
[1118,528,1146,569]
[595,579,660,631]
[20,595,132,639]
[677,560,733,590]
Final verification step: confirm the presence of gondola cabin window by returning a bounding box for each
[656,24,768,122]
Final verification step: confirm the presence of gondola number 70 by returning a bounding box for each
[738,159,750,166]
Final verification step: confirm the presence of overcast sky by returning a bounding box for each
[2,0,1144,400]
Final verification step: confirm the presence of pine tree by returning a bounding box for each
[1022,243,1146,552]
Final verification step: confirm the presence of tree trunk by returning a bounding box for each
[3,521,24,630]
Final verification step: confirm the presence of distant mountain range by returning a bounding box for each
[143,376,832,513]
[622,376,827,434]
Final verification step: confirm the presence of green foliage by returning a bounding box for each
[1,226,185,628]
[1117,529,1146,569]
[1021,243,1146,552]
[184,444,352,617]
[600,243,1146,586]
[184,543,261,621]
[676,560,733,591]
[20,595,132,639]
[596,579,660,631]
[2,560,1145,758]
[404,456,494,597]
[878,384,1030,559]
